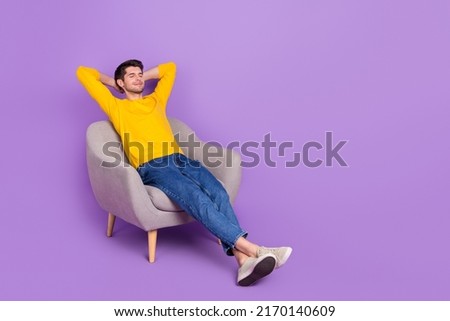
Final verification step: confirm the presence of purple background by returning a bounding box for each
[1,0,449,300]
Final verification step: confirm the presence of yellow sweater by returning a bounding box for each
[77,62,183,168]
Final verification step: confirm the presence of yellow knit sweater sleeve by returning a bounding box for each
[152,62,177,111]
[76,66,117,117]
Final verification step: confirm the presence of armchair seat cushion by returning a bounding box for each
[143,185,183,212]
[143,178,226,212]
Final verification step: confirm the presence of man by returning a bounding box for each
[77,59,292,286]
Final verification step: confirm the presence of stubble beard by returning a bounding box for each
[125,85,144,94]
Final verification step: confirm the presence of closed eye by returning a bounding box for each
[128,73,143,78]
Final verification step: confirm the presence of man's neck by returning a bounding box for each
[125,92,143,100]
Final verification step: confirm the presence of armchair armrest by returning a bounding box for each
[86,122,156,229]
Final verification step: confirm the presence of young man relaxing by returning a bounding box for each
[77,59,292,286]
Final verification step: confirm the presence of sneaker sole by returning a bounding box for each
[238,256,276,286]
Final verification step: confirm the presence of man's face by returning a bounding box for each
[120,66,144,94]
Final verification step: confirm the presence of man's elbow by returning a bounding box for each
[167,61,176,73]
[76,66,88,80]
[76,66,99,81]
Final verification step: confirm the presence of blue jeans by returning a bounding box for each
[137,153,247,256]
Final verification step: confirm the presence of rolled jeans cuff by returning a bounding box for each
[224,230,249,256]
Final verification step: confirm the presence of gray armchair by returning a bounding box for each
[86,118,242,262]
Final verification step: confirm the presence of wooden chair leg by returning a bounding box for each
[148,230,158,263]
[107,213,116,237]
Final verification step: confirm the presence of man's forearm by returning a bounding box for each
[99,72,117,88]
[143,66,159,81]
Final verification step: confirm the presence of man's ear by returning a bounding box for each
[117,79,125,92]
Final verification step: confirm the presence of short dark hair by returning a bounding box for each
[114,59,144,93]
